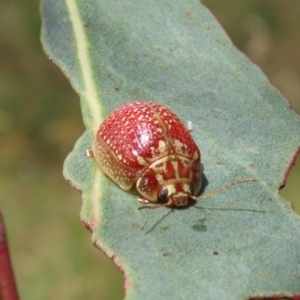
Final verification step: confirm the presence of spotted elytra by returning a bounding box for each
[87,101,256,209]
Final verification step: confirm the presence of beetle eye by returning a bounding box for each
[159,188,169,202]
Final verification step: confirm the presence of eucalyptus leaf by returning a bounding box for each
[41,0,300,299]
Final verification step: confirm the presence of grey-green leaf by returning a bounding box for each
[41,1,300,299]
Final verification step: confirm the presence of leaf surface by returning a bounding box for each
[41,1,300,299]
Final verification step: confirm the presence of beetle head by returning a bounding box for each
[158,183,193,207]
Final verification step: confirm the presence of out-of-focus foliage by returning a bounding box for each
[202,0,300,112]
[202,0,300,211]
[0,0,299,299]
[0,1,124,300]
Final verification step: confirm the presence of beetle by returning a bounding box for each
[87,101,255,209]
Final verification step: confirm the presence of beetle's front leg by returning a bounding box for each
[137,197,149,204]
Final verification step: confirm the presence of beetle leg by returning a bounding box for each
[138,198,173,210]
[137,197,149,204]
[85,149,94,158]
[187,120,192,132]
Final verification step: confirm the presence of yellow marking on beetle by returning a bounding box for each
[182,183,191,193]
[155,173,165,185]
[171,161,180,180]
[173,139,184,153]
[155,161,167,174]
[175,191,189,197]
[192,151,199,161]
[137,156,147,166]
[158,140,166,155]
[166,185,176,195]
[149,140,167,159]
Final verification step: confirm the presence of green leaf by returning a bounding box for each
[41,0,300,299]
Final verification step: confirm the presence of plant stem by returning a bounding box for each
[0,211,19,300]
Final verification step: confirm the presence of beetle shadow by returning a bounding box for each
[143,209,174,235]
[199,164,209,195]
[188,163,209,207]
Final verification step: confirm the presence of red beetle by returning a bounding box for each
[88,101,255,209]
[90,101,202,208]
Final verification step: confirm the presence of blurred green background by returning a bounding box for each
[0,1,299,299]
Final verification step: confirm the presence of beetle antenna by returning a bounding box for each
[190,178,256,201]
[138,204,166,210]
